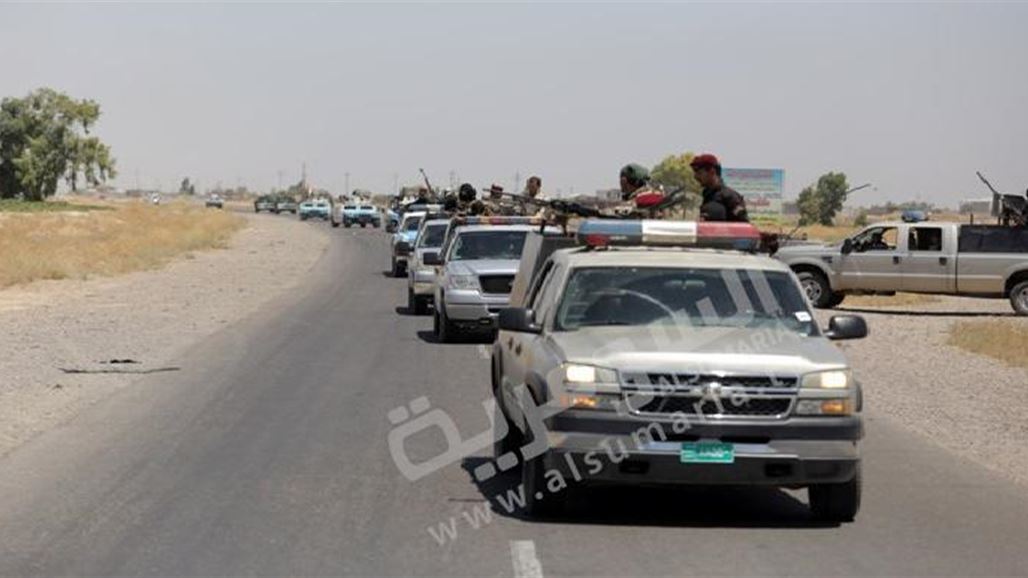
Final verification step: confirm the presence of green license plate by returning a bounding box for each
[681,442,735,464]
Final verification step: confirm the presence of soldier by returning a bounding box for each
[691,154,748,222]
[523,176,548,217]
[456,183,488,216]
[617,163,665,217]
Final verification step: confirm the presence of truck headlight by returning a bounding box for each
[801,369,851,389]
[446,274,479,291]
[561,364,620,393]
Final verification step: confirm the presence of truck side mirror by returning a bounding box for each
[498,308,541,334]
[395,241,412,256]
[841,238,853,255]
[423,252,442,266]
[824,315,868,340]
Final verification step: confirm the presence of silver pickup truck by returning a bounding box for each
[776,222,1028,314]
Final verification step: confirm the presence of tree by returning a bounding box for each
[797,172,850,226]
[650,152,701,210]
[0,88,116,201]
[179,177,196,196]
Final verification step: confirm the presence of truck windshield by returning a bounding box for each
[403,216,423,231]
[555,267,814,332]
[418,224,447,248]
[450,230,528,261]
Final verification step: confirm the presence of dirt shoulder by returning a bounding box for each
[0,214,330,455]
[825,296,1028,485]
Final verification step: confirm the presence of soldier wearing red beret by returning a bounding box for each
[691,154,749,222]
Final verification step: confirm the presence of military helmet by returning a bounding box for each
[458,183,477,203]
[620,163,651,186]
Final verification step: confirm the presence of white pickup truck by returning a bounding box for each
[776,222,1028,315]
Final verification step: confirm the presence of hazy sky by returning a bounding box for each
[2,2,1027,205]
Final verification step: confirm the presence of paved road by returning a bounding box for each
[0,227,1026,576]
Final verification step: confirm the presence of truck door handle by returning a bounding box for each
[939,256,948,265]
[893,256,901,265]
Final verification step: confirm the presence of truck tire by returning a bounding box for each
[1010,280,1028,316]
[435,306,455,343]
[492,393,523,461]
[331,220,340,228]
[521,422,565,518]
[797,270,839,309]
[407,288,416,313]
[360,222,367,228]
[413,295,428,316]
[809,464,861,522]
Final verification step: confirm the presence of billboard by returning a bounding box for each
[722,168,784,217]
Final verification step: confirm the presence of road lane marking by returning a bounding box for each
[510,540,544,578]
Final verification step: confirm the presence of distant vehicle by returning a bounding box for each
[337,204,381,229]
[390,212,426,277]
[405,218,450,314]
[776,221,1028,314]
[901,210,927,223]
[205,194,224,209]
[275,197,298,214]
[150,193,161,206]
[430,217,559,342]
[254,195,276,213]
[299,198,331,221]
[493,219,867,520]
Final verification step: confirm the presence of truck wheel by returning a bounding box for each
[521,426,564,517]
[360,222,367,228]
[797,270,837,309]
[827,293,846,307]
[413,295,428,316]
[809,464,861,522]
[331,220,340,228]
[492,393,523,461]
[407,288,416,313]
[436,307,455,343]
[1010,280,1028,316]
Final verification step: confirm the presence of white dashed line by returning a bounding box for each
[510,540,544,578]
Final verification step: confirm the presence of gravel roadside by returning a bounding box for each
[0,214,330,456]
[825,296,1028,485]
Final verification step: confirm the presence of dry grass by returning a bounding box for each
[948,320,1028,369]
[844,292,941,307]
[0,202,245,289]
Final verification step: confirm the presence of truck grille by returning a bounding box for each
[479,275,515,295]
[624,373,798,390]
[633,396,792,417]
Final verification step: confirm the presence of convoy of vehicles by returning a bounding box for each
[405,218,450,314]
[776,221,1028,314]
[491,220,868,521]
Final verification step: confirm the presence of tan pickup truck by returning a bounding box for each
[775,222,1028,315]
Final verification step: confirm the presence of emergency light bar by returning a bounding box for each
[452,216,543,226]
[576,220,761,251]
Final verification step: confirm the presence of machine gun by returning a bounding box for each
[977,171,1027,227]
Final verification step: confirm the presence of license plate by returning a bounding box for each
[681,442,735,464]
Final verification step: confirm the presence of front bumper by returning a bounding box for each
[535,413,861,486]
[442,289,510,324]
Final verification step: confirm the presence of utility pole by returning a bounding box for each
[345,172,350,196]
[449,170,456,190]
[514,171,521,193]
[276,170,283,191]
[393,173,399,195]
